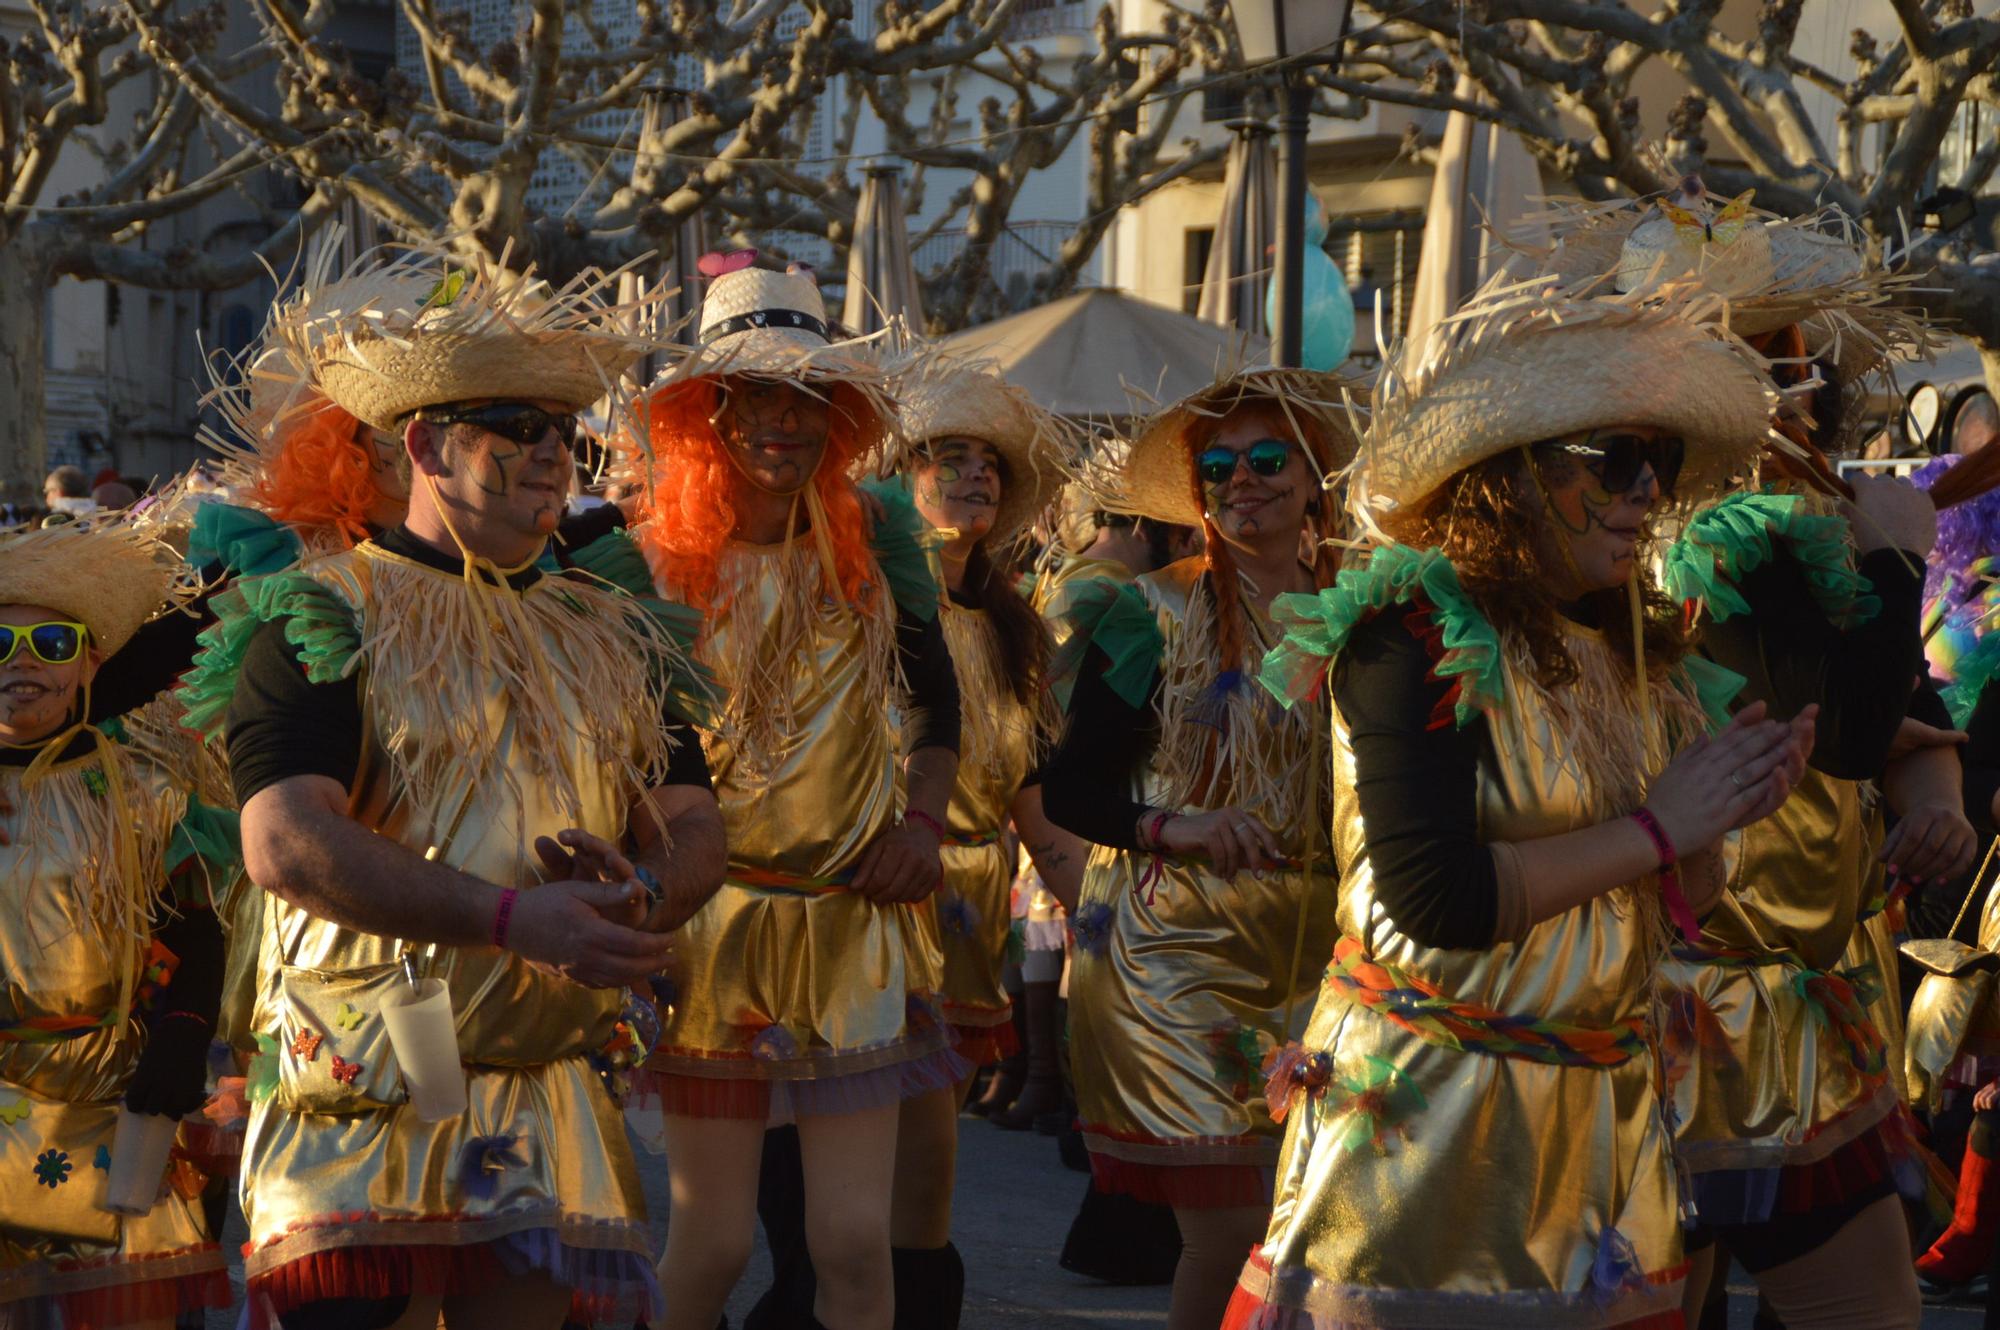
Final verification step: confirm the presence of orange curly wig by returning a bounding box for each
[249,400,384,547]
[627,376,884,614]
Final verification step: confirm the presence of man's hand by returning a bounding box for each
[534,829,644,927]
[851,819,944,904]
[1886,717,1968,764]
[1878,801,1979,887]
[505,879,677,988]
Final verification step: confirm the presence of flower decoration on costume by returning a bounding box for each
[938,892,979,939]
[247,1032,281,1101]
[82,768,108,798]
[328,1054,363,1085]
[333,1001,366,1031]
[1659,983,1735,1093]
[1206,1019,1278,1103]
[458,1134,528,1201]
[0,1097,28,1127]
[1261,1042,1336,1126]
[1588,1226,1647,1309]
[748,1023,800,1063]
[291,1028,323,1062]
[93,1145,112,1171]
[168,1156,207,1200]
[1323,1056,1427,1155]
[1070,901,1114,957]
[33,1148,72,1188]
[205,1076,250,1130]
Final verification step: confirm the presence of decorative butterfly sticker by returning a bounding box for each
[697,249,760,278]
[291,1029,323,1063]
[423,269,469,309]
[334,1002,366,1032]
[1658,189,1755,247]
[329,1055,363,1086]
[0,1098,28,1127]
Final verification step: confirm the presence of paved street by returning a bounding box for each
[208,1112,1992,1326]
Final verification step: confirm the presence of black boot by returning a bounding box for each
[743,1126,818,1330]
[993,981,1061,1130]
[1058,1180,1182,1285]
[890,1242,965,1330]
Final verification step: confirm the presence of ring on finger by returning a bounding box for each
[1730,770,1748,790]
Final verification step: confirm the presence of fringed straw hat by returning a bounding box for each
[888,357,1084,544]
[1103,367,1363,528]
[1353,277,1781,539]
[285,239,667,433]
[0,516,181,655]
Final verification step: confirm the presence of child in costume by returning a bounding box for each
[624,258,964,1330]
[1228,283,1814,1330]
[1042,368,1356,1330]
[185,242,721,1330]
[0,518,233,1330]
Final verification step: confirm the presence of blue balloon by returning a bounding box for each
[1265,192,1354,371]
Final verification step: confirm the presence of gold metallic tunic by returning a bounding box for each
[1069,560,1337,1203]
[1658,771,1903,1220]
[1242,623,1694,1326]
[930,600,1035,1052]
[646,540,953,1114]
[0,741,225,1314]
[238,545,660,1311]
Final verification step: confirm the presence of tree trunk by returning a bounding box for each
[0,240,49,496]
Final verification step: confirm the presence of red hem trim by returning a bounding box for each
[54,1267,230,1330]
[245,1241,622,1330]
[1223,1251,1687,1330]
[1087,1150,1268,1208]
[952,1020,1020,1065]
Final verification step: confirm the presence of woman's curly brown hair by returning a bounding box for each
[1394,446,1692,691]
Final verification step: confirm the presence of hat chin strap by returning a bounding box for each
[417,466,543,590]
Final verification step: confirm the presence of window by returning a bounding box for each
[1183,227,1216,314]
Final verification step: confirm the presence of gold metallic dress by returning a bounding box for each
[641,538,962,1119]
[0,737,229,1326]
[1906,870,2000,1113]
[1232,556,1711,1329]
[206,543,675,1328]
[1067,560,1337,1208]
[928,599,1037,1063]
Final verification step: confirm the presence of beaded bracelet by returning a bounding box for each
[491,887,519,950]
[1630,807,1701,942]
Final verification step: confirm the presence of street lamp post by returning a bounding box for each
[1231,0,1352,369]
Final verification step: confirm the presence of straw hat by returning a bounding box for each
[0,517,179,656]
[284,240,665,433]
[676,255,890,383]
[890,359,1082,544]
[1353,280,1779,537]
[1105,367,1363,528]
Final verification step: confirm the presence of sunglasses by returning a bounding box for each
[0,621,87,666]
[1196,438,1294,485]
[1557,432,1686,497]
[417,401,581,448]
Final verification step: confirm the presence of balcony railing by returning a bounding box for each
[913,220,1074,310]
[1005,0,1090,40]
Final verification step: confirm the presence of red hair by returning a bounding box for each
[627,377,883,613]
[250,401,381,547]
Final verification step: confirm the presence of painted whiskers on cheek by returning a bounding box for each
[474,440,525,498]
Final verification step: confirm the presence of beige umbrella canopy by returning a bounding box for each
[1404,77,1549,351]
[843,165,927,336]
[937,287,1269,421]
[1196,122,1276,336]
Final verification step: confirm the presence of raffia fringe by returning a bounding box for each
[332,548,685,836]
[940,599,1053,775]
[1150,579,1328,840]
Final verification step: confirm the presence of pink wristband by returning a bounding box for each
[903,809,945,840]
[1631,808,1701,943]
[1142,810,1173,852]
[491,887,519,950]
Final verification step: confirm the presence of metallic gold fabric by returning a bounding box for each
[1904,875,2000,1112]
[1660,771,1895,1182]
[0,745,222,1303]
[1071,563,1336,1169]
[241,547,649,1267]
[1249,624,1691,1325]
[651,540,947,1084]
[931,602,1033,1034]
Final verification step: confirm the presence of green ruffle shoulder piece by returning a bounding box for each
[860,480,944,622]
[1943,633,2000,729]
[1257,544,1505,728]
[176,571,362,737]
[167,794,243,895]
[1663,491,1880,629]
[1674,654,1748,734]
[189,501,303,578]
[1047,576,1167,711]
[561,526,724,729]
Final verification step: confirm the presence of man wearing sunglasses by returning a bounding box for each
[190,248,722,1330]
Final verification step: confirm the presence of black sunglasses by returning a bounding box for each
[416,401,581,448]
[1196,438,1294,485]
[1556,432,1686,497]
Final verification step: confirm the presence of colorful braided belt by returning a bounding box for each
[1326,936,1647,1068]
[0,940,178,1044]
[1673,945,1888,1081]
